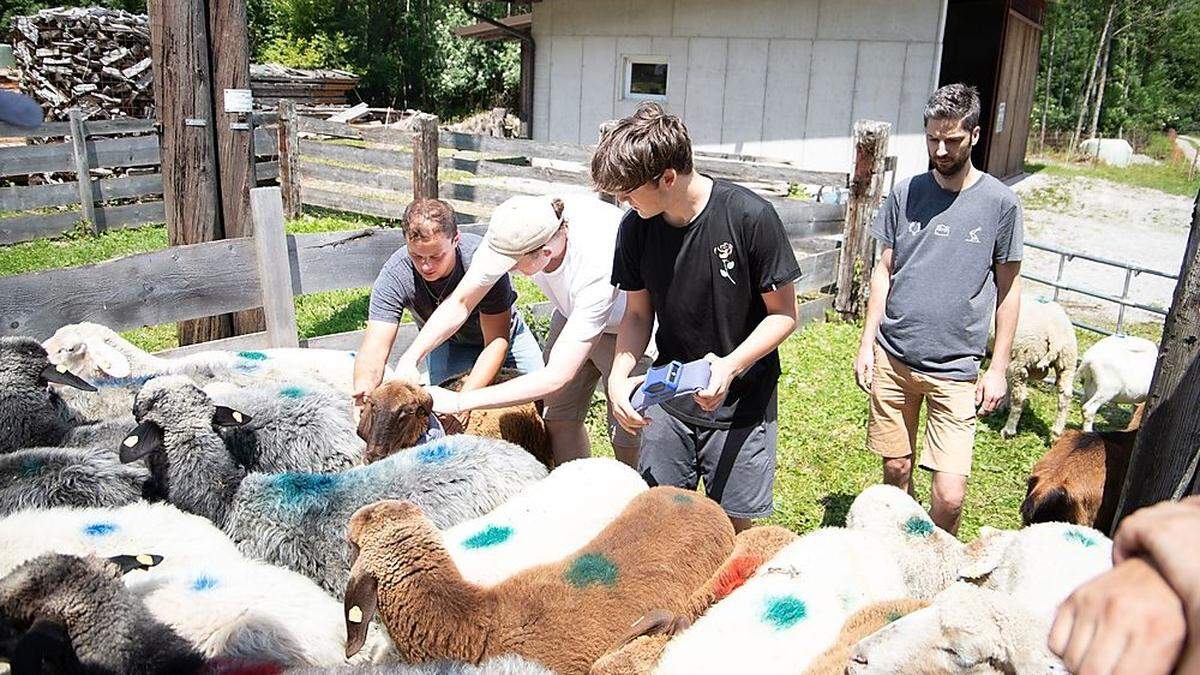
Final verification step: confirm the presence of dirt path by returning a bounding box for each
[1178,135,1199,164]
[1010,166,1190,330]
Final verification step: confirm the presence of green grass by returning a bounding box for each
[1026,156,1200,198]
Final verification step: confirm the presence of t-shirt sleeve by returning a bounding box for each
[747,202,802,294]
[994,202,1024,263]
[870,188,901,247]
[476,270,519,315]
[610,213,645,292]
[367,257,413,324]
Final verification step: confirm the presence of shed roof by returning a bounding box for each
[454,13,532,41]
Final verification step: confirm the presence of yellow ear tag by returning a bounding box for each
[55,364,68,373]
[123,436,139,447]
[347,606,363,623]
[135,554,156,566]
[232,411,244,423]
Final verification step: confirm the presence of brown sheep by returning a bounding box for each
[342,487,735,675]
[358,369,552,468]
[590,525,798,675]
[803,598,930,675]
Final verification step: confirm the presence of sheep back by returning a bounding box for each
[802,598,929,675]
[0,446,149,516]
[228,435,548,596]
[1021,429,1136,531]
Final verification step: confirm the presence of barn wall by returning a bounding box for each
[531,0,947,179]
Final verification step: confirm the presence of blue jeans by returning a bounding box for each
[425,313,544,385]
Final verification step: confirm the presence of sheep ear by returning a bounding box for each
[344,570,379,658]
[107,554,164,575]
[619,609,680,646]
[86,338,131,379]
[356,400,375,444]
[213,406,251,427]
[39,363,97,392]
[11,618,79,674]
[959,529,1013,581]
[119,421,163,463]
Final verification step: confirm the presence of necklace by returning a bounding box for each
[416,270,452,306]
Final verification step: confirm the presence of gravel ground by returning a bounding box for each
[1010,167,1191,329]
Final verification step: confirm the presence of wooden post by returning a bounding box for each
[149,0,232,345]
[489,108,507,138]
[207,0,263,335]
[1112,190,1200,529]
[834,120,891,321]
[66,108,98,233]
[276,99,301,218]
[412,113,439,201]
[249,187,299,348]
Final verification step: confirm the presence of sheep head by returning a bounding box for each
[119,376,253,464]
[846,583,1067,674]
[42,323,133,380]
[0,553,163,673]
[0,336,97,394]
[357,380,436,463]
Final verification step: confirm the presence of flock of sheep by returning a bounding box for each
[0,306,1158,674]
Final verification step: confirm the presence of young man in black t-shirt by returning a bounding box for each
[592,103,800,531]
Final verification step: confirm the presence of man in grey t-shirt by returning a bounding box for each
[854,84,1023,535]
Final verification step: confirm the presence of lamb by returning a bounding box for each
[359,372,552,468]
[958,521,1113,624]
[0,552,209,675]
[803,598,930,675]
[1021,427,1137,532]
[0,336,134,453]
[1077,333,1157,432]
[442,457,648,587]
[342,487,735,674]
[845,583,1069,674]
[648,527,911,675]
[120,375,548,596]
[0,502,395,666]
[44,321,377,395]
[844,484,965,599]
[0,445,151,517]
[996,298,1077,439]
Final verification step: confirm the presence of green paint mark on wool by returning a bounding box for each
[464,525,513,549]
[564,553,619,588]
[904,516,934,537]
[886,610,905,623]
[1063,529,1097,547]
[673,493,694,504]
[237,351,268,361]
[279,386,308,399]
[762,595,808,629]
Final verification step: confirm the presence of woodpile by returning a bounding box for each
[250,64,360,107]
[12,7,154,120]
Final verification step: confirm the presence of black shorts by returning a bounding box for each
[637,401,778,519]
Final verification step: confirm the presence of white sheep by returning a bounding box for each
[0,502,395,666]
[846,583,1069,674]
[998,298,1078,439]
[1077,334,1157,432]
[958,521,1113,624]
[651,527,910,674]
[42,321,380,395]
[442,457,647,587]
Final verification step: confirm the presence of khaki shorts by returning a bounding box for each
[867,342,978,476]
[542,312,649,448]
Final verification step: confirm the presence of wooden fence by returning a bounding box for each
[0,113,279,244]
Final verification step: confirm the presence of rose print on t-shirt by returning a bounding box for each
[714,242,737,285]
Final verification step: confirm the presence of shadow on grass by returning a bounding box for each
[819,492,857,527]
[302,294,371,339]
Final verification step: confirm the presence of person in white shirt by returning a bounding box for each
[394,193,644,467]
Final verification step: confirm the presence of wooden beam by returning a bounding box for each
[67,109,99,233]
[149,0,231,346]
[1113,191,1200,528]
[834,120,891,320]
[277,99,301,218]
[412,112,439,202]
[249,187,299,348]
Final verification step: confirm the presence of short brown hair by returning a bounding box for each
[924,83,981,130]
[591,102,694,194]
[401,199,457,242]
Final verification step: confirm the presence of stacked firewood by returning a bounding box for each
[11,7,154,120]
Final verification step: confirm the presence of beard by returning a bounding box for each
[933,151,971,177]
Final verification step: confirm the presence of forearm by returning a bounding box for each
[859,261,891,347]
[990,274,1022,371]
[459,367,568,411]
[399,300,473,365]
[460,337,508,391]
[724,313,796,375]
[610,312,653,382]
[352,344,390,393]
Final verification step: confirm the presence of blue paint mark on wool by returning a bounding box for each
[673,493,694,505]
[18,458,43,478]
[1063,529,1097,547]
[416,441,454,464]
[191,576,219,592]
[904,516,934,538]
[762,595,808,629]
[272,472,339,507]
[93,374,154,389]
[237,351,268,361]
[279,386,308,399]
[463,525,513,549]
[233,361,261,373]
[83,522,118,537]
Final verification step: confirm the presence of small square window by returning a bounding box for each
[624,56,668,100]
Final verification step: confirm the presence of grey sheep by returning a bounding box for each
[120,376,548,596]
[0,446,151,517]
[0,552,206,675]
[0,337,133,454]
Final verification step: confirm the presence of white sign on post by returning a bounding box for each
[995,102,1007,134]
[224,89,254,114]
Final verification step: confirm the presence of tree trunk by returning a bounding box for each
[1088,20,1114,142]
[1040,18,1056,154]
[1069,0,1116,158]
